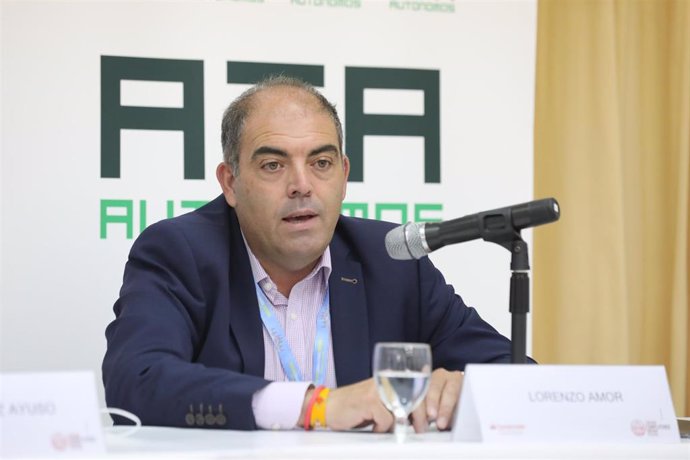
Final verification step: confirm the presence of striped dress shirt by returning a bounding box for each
[245,240,337,429]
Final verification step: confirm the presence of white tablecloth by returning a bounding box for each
[104,426,690,460]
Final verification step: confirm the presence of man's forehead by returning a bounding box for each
[249,86,323,116]
[242,87,338,140]
[235,85,341,160]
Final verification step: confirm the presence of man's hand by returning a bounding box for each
[298,379,394,432]
[410,368,463,432]
[298,369,463,433]
[326,379,395,432]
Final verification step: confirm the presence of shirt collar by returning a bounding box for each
[242,231,332,289]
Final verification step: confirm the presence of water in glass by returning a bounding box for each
[373,343,431,442]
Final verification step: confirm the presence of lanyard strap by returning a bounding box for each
[255,284,330,385]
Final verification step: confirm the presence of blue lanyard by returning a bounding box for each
[255,284,330,385]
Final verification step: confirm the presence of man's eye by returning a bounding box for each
[315,159,332,169]
[262,162,281,171]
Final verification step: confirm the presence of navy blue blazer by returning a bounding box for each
[103,195,512,430]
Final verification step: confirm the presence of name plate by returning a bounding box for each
[0,371,105,457]
[452,364,680,443]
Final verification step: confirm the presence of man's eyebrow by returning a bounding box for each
[309,144,340,156]
[251,146,288,159]
[251,144,340,159]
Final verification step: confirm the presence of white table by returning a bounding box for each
[105,426,690,460]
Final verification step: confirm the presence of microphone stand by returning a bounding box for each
[402,198,561,362]
[507,238,529,364]
[487,233,529,364]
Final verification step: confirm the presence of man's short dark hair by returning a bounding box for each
[220,75,344,176]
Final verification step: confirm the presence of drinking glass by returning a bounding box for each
[373,342,432,442]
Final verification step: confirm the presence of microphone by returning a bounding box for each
[385,198,560,260]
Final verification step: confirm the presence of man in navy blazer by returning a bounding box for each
[103,76,513,432]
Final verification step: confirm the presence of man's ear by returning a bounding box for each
[340,154,350,200]
[216,162,238,207]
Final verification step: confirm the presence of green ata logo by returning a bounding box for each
[100,56,443,239]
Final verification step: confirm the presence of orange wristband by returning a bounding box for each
[310,387,330,429]
[303,385,325,431]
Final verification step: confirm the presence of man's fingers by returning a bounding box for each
[326,379,396,432]
[435,371,463,430]
[424,372,444,420]
[371,405,394,433]
[410,400,428,433]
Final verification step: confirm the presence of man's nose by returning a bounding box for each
[287,165,312,198]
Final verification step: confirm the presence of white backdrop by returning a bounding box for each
[0,0,536,407]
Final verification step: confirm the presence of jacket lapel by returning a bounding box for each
[329,233,371,386]
[226,206,265,378]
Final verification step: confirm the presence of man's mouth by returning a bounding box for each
[283,212,317,223]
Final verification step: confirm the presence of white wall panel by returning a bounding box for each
[1,0,537,407]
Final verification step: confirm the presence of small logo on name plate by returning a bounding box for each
[631,419,646,436]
